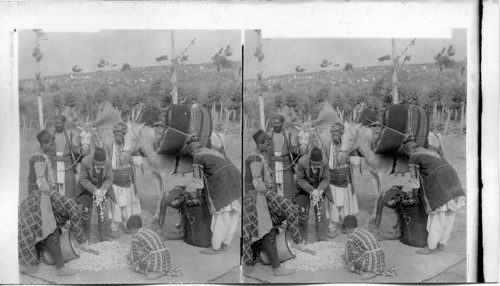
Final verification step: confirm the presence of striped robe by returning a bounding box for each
[130,228,182,276]
[345,228,397,276]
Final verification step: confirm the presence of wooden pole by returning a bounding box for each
[219,102,224,126]
[443,107,452,137]
[223,108,230,137]
[391,38,399,104]
[239,108,243,138]
[433,101,438,132]
[171,30,178,104]
[459,102,465,137]
[256,30,266,130]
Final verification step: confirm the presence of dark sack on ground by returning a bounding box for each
[397,196,429,248]
[374,104,429,156]
[156,104,212,155]
[180,195,213,248]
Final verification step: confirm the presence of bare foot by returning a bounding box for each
[360,271,380,280]
[200,247,222,255]
[273,266,296,276]
[57,267,78,276]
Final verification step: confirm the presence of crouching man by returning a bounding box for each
[242,130,310,277]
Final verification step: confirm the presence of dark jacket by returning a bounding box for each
[77,151,115,202]
[292,154,332,208]
[410,147,465,211]
[194,147,241,211]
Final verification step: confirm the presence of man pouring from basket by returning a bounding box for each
[186,138,241,255]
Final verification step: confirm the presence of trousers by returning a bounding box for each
[298,194,329,242]
[35,228,64,269]
[77,193,110,242]
[251,228,280,269]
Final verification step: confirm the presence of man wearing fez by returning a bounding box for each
[20,129,93,276]
[293,147,331,242]
[52,115,80,198]
[402,140,465,255]
[77,147,115,242]
[28,129,57,194]
[187,139,241,255]
[106,123,141,239]
[268,114,298,198]
[242,130,309,277]
[326,122,359,238]
[244,129,273,193]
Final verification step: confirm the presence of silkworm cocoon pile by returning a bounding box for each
[283,241,346,272]
[66,241,130,272]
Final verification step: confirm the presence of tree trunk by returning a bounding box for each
[171,30,178,104]
[433,101,438,132]
[223,108,230,137]
[459,102,465,137]
[391,38,399,104]
[256,30,266,130]
[443,107,452,137]
[219,102,224,126]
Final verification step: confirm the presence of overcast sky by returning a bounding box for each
[18,30,241,79]
[244,29,467,79]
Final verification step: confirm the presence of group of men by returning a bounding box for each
[20,115,141,275]
[242,115,360,276]
[242,114,465,279]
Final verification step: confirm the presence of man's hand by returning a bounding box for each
[409,178,420,189]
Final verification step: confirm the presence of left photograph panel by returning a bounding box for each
[18,29,243,284]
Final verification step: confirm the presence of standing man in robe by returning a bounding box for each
[52,115,80,199]
[106,123,141,239]
[326,122,359,238]
[268,114,298,198]
[187,139,241,255]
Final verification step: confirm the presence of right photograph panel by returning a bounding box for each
[242,29,468,283]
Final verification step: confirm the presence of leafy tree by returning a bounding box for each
[121,63,131,71]
[316,85,330,103]
[155,55,168,62]
[271,82,283,92]
[97,59,110,68]
[72,65,83,73]
[295,65,306,73]
[320,59,332,68]
[434,45,456,71]
[212,45,233,72]
[344,63,354,72]
[378,55,391,62]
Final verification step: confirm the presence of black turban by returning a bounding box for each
[273,115,285,123]
[253,129,270,144]
[37,129,53,144]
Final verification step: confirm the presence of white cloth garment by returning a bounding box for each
[426,196,465,249]
[55,151,65,195]
[108,143,141,230]
[326,142,359,228]
[210,199,241,250]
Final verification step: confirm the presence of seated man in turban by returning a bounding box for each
[402,140,466,254]
[186,139,241,255]
[128,215,183,280]
[293,147,331,242]
[52,115,80,198]
[77,147,115,242]
[343,215,398,280]
[106,122,141,239]
[268,114,298,198]
[20,130,93,276]
[243,130,309,277]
